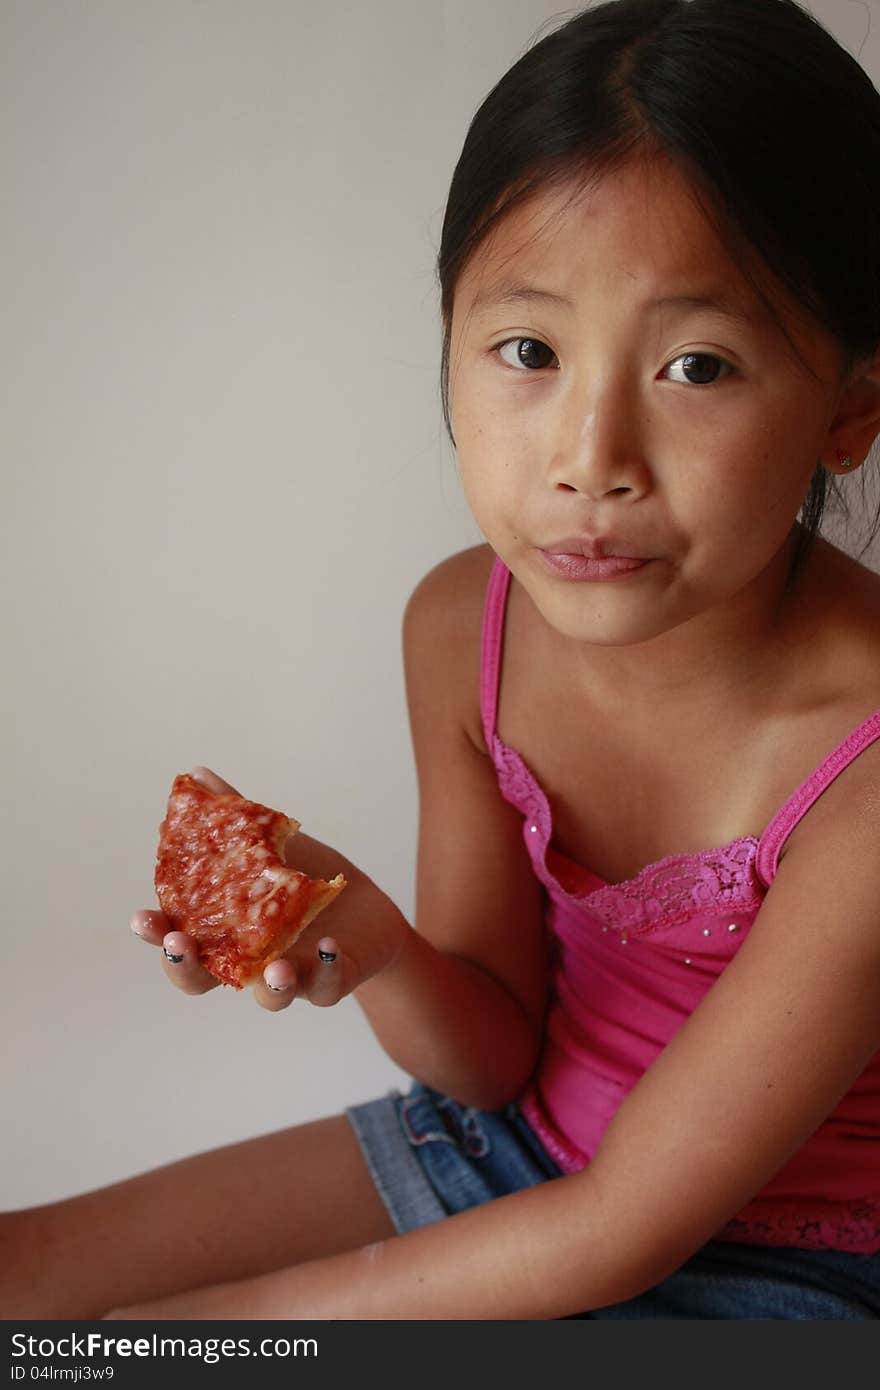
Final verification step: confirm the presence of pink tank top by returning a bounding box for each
[480,556,880,1252]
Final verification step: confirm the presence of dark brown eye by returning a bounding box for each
[497,338,557,371]
[666,352,730,385]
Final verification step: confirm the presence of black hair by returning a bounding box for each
[435,0,880,595]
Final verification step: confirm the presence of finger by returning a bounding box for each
[160,931,219,995]
[188,766,241,797]
[252,957,299,1012]
[130,910,170,946]
[303,937,348,1008]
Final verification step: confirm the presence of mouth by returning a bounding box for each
[537,549,652,582]
[540,536,650,561]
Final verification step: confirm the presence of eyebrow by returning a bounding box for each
[471,283,753,327]
[653,293,753,328]
[472,285,572,311]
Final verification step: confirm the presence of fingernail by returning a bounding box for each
[163,947,185,963]
[317,947,337,964]
[264,961,293,992]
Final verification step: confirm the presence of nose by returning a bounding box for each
[547,375,648,499]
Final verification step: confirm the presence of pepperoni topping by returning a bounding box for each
[154,773,344,988]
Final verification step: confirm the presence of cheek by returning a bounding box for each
[456,448,500,526]
[455,445,531,556]
[734,389,827,502]
[454,405,519,497]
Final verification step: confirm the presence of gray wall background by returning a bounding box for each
[3,0,878,1209]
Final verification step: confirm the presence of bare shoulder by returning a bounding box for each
[774,538,880,840]
[402,543,496,749]
[403,542,495,627]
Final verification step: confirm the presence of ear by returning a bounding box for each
[823,346,880,475]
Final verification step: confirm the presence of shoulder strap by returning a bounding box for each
[479,556,512,750]
[756,710,880,885]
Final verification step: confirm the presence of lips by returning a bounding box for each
[538,550,651,582]
[541,536,649,560]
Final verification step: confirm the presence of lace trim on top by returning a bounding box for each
[716,1200,880,1253]
[492,734,766,933]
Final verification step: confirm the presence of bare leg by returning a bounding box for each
[3,1113,395,1318]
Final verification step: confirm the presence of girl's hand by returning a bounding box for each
[130,766,408,1012]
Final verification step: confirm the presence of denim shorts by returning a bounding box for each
[344,1081,880,1319]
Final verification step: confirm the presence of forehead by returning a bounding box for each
[457,158,757,311]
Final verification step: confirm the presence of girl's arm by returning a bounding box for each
[351,547,552,1109]
[109,712,880,1320]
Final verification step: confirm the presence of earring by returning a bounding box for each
[834,448,855,469]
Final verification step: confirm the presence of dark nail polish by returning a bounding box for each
[318,948,337,964]
[163,948,185,963]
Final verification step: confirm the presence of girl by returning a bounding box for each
[7,0,880,1319]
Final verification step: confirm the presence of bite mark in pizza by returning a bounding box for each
[154,773,346,989]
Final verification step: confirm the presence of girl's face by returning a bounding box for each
[448,157,848,654]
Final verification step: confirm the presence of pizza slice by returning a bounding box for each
[154,773,346,989]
